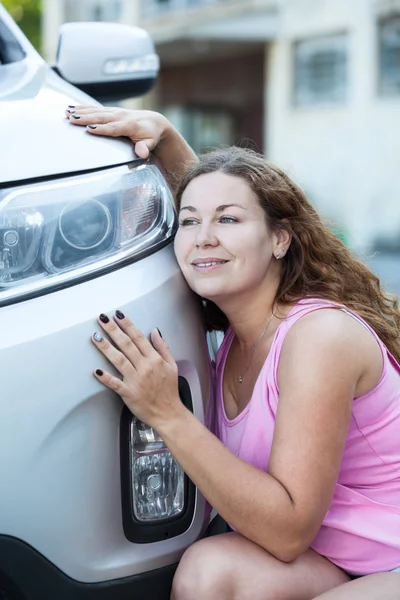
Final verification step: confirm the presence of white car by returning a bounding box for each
[0,5,209,599]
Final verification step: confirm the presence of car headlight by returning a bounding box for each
[0,162,176,305]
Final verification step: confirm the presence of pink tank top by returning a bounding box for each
[208,298,400,575]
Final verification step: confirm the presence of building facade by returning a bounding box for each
[139,0,400,252]
[42,0,400,253]
[267,0,400,252]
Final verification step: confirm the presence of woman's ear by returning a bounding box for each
[273,220,292,259]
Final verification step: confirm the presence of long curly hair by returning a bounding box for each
[175,147,400,362]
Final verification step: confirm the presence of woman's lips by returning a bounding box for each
[191,259,229,272]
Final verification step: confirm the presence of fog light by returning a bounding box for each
[130,417,185,522]
[132,453,184,521]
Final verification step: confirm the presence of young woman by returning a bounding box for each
[67,106,400,599]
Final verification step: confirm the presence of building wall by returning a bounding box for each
[267,0,400,252]
[139,0,277,44]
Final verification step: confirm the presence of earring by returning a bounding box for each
[275,252,281,260]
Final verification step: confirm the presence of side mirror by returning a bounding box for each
[54,22,159,102]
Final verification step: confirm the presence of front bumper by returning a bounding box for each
[0,536,176,600]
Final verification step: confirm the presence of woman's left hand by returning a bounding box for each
[91,311,183,431]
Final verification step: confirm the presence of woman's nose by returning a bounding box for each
[195,223,218,248]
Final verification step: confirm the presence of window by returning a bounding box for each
[293,34,348,106]
[141,0,224,19]
[65,0,122,23]
[162,106,235,153]
[379,15,400,95]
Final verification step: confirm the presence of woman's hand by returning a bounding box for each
[65,105,169,158]
[65,105,198,185]
[91,310,184,431]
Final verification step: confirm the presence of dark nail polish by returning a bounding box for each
[72,115,81,120]
[99,313,109,324]
[68,105,76,108]
[115,310,125,320]
[93,332,103,342]
[87,125,97,130]
[157,328,163,338]
[96,369,104,376]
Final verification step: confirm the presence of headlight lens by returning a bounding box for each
[130,417,185,522]
[0,163,175,305]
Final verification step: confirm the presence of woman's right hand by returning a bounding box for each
[65,105,170,159]
[65,105,198,186]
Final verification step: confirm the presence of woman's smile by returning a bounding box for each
[191,257,230,272]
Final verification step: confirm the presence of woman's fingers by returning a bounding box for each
[67,111,117,126]
[67,104,101,110]
[112,312,159,358]
[151,328,177,368]
[94,367,128,396]
[97,313,145,365]
[91,314,180,426]
[91,330,135,376]
[65,109,154,156]
[133,140,151,158]
[85,121,137,138]
[65,105,163,142]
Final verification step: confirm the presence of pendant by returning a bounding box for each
[238,375,243,383]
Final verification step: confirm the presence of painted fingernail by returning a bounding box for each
[93,332,103,342]
[87,125,97,130]
[71,115,81,120]
[68,105,76,108]
[66,109,75,114]
[115,310,125,320]
[99,313,109,324]
[96,369,104,376]
[156,328,163,338]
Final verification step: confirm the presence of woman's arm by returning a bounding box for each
[159,310,358,561]
[91,309,366,562]
[65,106,198,189]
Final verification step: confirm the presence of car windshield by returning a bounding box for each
[0,18,25,65]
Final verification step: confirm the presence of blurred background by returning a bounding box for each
[6,0,400,297]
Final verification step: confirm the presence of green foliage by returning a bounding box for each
[2,0,42,52]
[332,224,350,247]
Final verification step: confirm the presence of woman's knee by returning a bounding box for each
[171,534,351,600]
[171,536,235,600]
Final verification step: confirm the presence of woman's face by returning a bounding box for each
[174,172,281,303]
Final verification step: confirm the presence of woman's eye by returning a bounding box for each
[179,218,199,226]
[219,216,238,224]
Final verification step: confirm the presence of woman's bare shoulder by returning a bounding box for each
[278,307,383,395]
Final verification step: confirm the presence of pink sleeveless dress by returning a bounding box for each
[207,298,400,575]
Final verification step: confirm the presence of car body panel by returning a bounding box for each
[0,61,137,185]
[0,244,210,582]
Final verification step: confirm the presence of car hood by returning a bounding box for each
[0,61,137,185]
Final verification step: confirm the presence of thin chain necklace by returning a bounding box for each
[237,312,274,384]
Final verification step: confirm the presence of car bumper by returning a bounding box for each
[0,535,177,600]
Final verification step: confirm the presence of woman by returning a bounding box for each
[67,106,400,599]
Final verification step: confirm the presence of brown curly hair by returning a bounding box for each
[175,147,400,362]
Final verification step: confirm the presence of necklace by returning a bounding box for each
[237,312,274,384]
